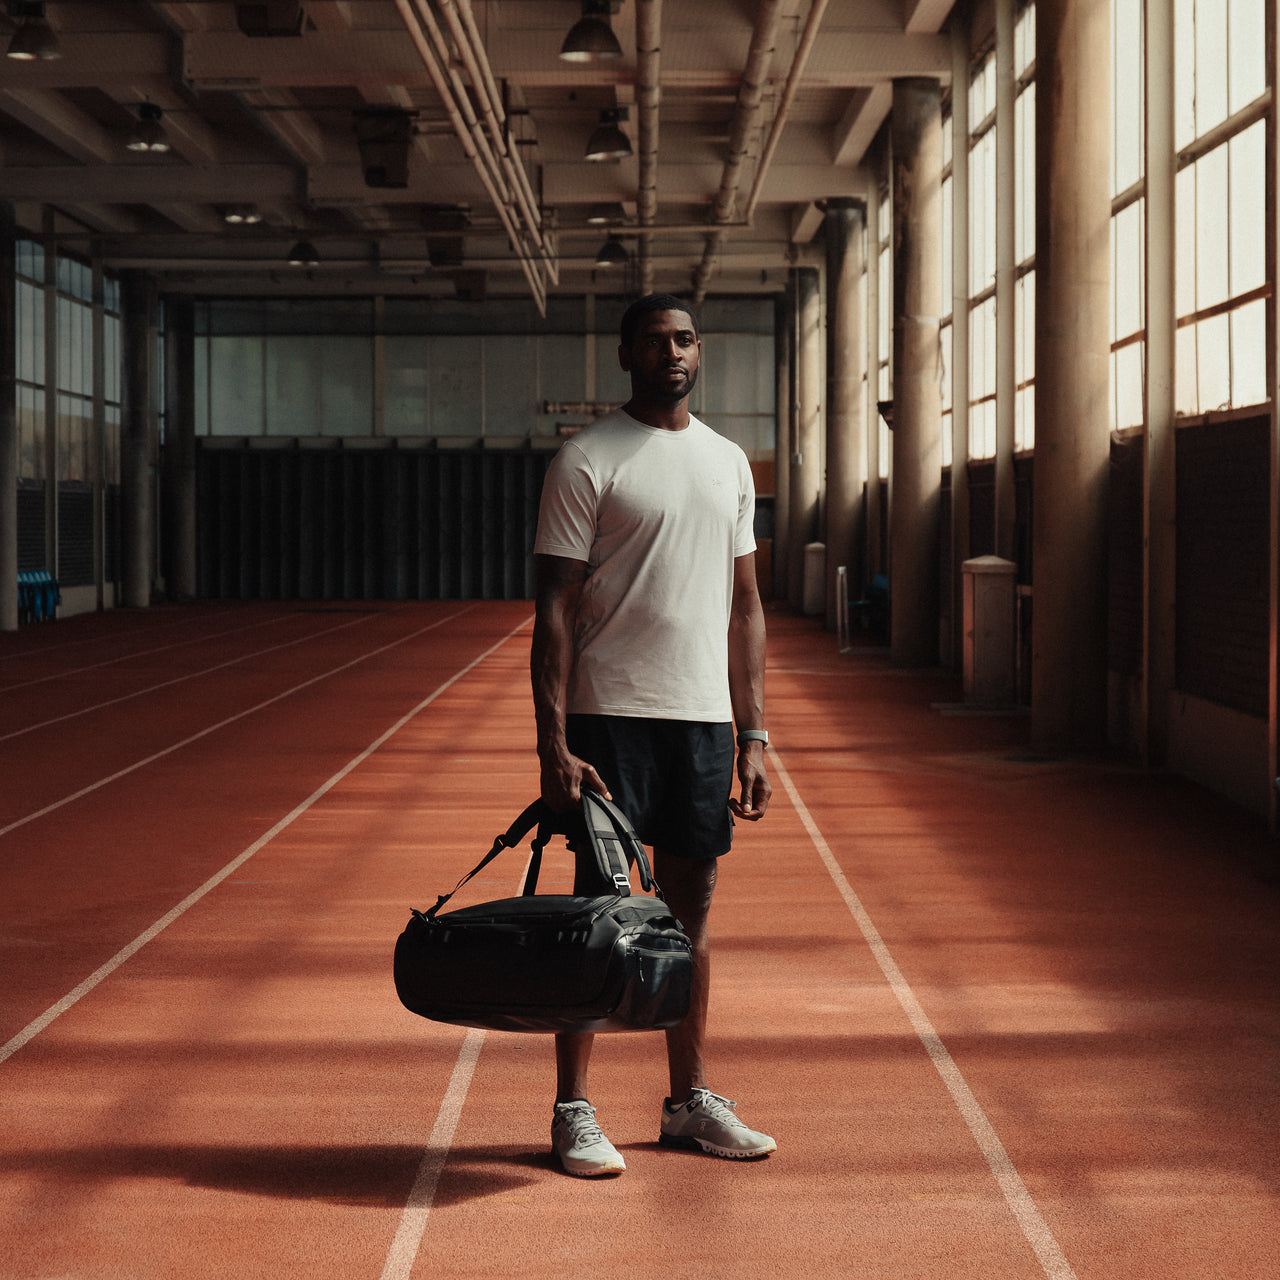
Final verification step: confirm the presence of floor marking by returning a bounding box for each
[378,1029,486,1280]
[0,605,478,840]
[0,614,532,1067]
[0,612,377,741]
[768,746,1080,1280]
[0,608,301,693]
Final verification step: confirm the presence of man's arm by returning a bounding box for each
[531,553,611,811]
[727,552,771,821]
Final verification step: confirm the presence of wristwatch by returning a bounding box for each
[736,729,769,747]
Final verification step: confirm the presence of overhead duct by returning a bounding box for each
[692,0,831,301]
[691,0,785,301]
[635,0,662,295]
[392,0,554,313]
[354,108,414,189]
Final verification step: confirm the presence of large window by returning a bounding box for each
[1013,4,1036,451]
[15,241,46,482]
[968,51,997,459]
[941,109,953,469]
[1174,0,1267,415]
[1110,0,1146,432]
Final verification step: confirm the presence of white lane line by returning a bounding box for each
[0,609,303,693]
[379,1029,486,1280]
[0,614,533,1068]
[0,612,378,741]
[768,747,1080,1280]
[0,605,475,840]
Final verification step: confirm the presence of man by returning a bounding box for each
[530,293,775,1178]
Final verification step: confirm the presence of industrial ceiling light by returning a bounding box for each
[594,234,628,268]
[126,103,171,153]
[222,204,262,225]
[353,107,414,189]
[559,0,622,63]
[287,238,320,266]
[585,107,631,162]
[586,202,628,225]
[6,2,61,60]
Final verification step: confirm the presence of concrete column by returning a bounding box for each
[1144,0,1176,766]
[120,271,158,609]
[787,265,822,612]
[866,179,883,579]
[0,206,17,632]
[163,295,198,601]
[1032,0,1111,750]
[772,289,792,602]
[824,198,867,630]
[890,77,944,665]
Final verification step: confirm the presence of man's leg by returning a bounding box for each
[653,849,718,1100]
[655,847,777,1159]
[554,1031,594,1103]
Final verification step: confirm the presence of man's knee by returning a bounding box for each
[653,851,718,933]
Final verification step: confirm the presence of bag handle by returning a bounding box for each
[424,793,656,919]
[581,789,655,894]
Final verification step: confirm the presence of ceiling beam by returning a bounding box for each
[176,30,950,91]
[831,82,891,167]
[0,90,117,163]
[0,165,302,203]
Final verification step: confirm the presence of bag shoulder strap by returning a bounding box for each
[424,793,657,919]
[425,799,549,919]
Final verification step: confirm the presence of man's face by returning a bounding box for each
[619,309,701,404]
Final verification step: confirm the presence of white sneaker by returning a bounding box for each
[659,1088,777,1159]
[552,1100,626,1177]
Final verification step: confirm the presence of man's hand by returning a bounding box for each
[540,741,612,813]
[729,741,770,821]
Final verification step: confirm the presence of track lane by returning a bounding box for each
[0,602,530,1043]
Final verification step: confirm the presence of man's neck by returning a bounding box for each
[622,396,691,432]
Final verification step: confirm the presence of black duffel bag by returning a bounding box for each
[393,790,693,1034]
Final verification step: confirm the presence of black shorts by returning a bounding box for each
[565,714,735,860]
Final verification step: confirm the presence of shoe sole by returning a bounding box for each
[559,1158,626,1177]
[659,1133,776,1159]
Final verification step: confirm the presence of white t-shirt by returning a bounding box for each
[534,408,757,721]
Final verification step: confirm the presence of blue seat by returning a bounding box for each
[17,570,60,624]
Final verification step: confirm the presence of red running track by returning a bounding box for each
[1,601,1278,1279]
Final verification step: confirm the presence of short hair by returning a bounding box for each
[619,293,699,347]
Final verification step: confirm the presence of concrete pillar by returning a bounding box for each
[1032,0,1111,750]
[773,289,792,602]
[163,296,198,601]
[890,77,944,666]
[120,271,158,609]
[866,177,883,580]
[0,206,17,632]
[787,265,822,612]
[824,198,867,630]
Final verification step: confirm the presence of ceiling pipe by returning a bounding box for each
[393,0,548,312]
[743,0,831,222]
[635,0,662,295]
[691,0,786,302]
[454,0,550,273]
[438,0,558,285]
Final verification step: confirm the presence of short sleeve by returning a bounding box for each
[534,442,597,561]
[733,454,757,558]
